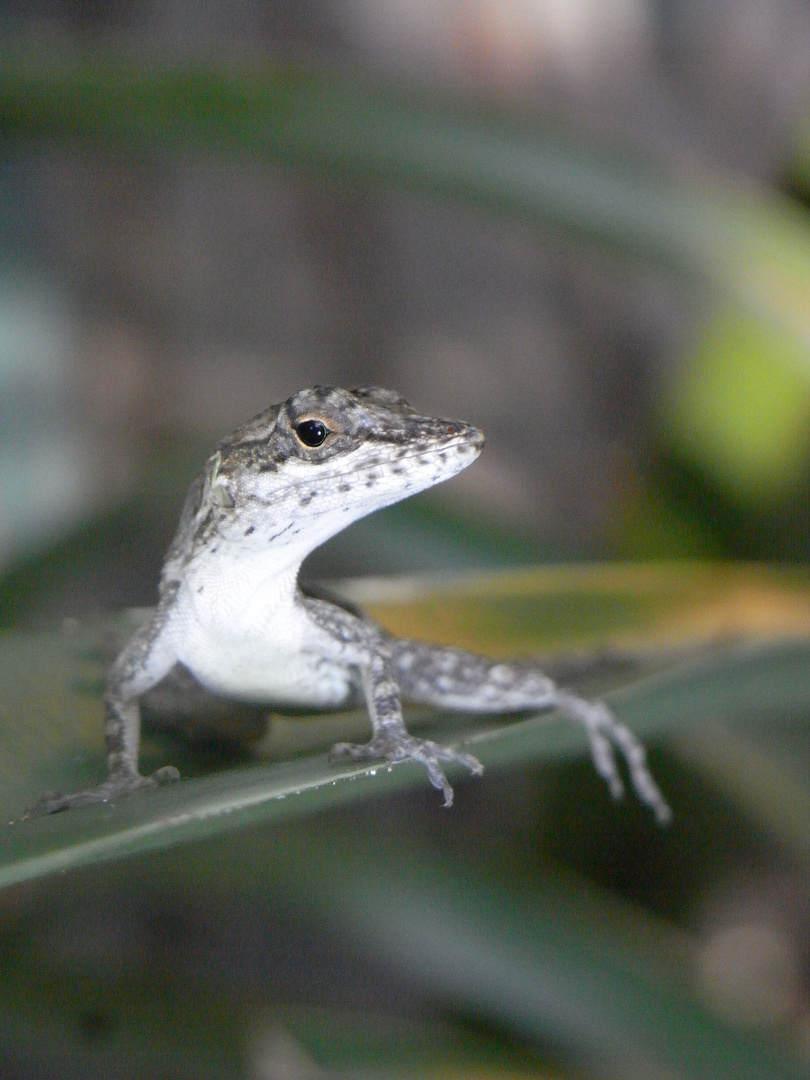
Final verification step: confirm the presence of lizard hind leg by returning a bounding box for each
[330,733,483,808]
[386,639,671,823]
[554,691,672,825]
[329,651,483,808]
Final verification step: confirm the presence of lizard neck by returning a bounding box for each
[251,557,302,609]
[180,543,305,631]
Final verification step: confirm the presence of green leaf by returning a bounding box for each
[2,565,809,888]
[663,307,810,501]
[2,565,808,1078]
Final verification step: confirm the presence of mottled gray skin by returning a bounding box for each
[34,386,670,820]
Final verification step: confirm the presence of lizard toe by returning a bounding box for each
[152,765,181,784]
[329,734,482,807]
[24,766,181,817]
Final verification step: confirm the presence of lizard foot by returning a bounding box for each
[330,735,483,808]
[24,765,180,817]
[555,692,672,825]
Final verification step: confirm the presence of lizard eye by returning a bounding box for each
[295,419,329,447]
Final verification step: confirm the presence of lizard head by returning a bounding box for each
[203,385,484,556]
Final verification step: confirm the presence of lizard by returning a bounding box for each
[33,385,671,821]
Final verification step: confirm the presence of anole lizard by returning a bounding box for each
[34,386,670,821]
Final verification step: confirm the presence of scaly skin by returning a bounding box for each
[31,386,670,821]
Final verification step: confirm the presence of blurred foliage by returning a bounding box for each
[1,54,809,335]
[1,567,809,1077]
[0,48,809,1080]
[663,308,810,503]
[1,52,810,559]
[791,112,810,204]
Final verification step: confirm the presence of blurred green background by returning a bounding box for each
[0,2,809,1077]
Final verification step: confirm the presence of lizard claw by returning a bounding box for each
[24,765,180,817]
[330,735,483,807]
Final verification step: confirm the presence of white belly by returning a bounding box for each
[180,638,352,706]
[167,555,354,707]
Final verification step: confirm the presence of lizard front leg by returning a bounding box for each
[28,602,182,815]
